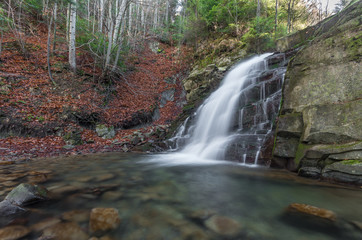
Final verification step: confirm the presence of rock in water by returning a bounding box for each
[286,203,337,221]
[204,215,242,236]
[5,183,49,206]
[89,208,121,233]
[0,225,30,240]
[41,222,89,240]
[0,200,25,216]
[284,203,338,231]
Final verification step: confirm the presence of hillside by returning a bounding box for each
[0,25,191,162]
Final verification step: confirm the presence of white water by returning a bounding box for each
[179,53,272,161]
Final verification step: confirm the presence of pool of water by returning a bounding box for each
[0,152,361,239]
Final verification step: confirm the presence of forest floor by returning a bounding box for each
[0,24,192,162]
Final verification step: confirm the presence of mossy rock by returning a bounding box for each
[5,183,49,206]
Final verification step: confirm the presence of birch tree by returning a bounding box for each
[112,0,128,45]
[69,0,77,72]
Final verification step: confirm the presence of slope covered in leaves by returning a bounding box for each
[0,25,191,162]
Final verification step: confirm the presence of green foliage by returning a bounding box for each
[241,17,275,52]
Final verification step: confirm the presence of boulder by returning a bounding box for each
[5,183,49,206]
[89,208,121,233]
[160,88,175,108]
[96,124,115,139]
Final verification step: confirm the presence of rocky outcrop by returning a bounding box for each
[273,0,362,184]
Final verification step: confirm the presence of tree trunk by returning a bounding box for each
[274,0,278,39]
[257,0,261,18]
[287,0,291,33]
[113,0,128,45]
[0,30,3,57]
[52,2,57,52]
[69,0,77,73]
[153,0,159,30]
[99,0,104,32]
[105,0,114,71]
[47,10,56,86]
[66,3,70,43]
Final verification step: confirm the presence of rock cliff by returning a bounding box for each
[273,0,362,184]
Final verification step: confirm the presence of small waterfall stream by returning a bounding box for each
[168,52,289,165]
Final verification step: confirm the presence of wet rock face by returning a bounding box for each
[272,0,362,184]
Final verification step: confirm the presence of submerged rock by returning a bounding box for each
[0,225,30,240]
[41,222,89,240]
[0,200,25,216]
[285,203,337,223]
[62,209,90,223]
[204,215,242,236]
[89,208,121,233]
[31,217,61,232]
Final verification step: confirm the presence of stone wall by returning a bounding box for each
[272,0,362,184]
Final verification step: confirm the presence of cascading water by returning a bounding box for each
[165,52,290,165]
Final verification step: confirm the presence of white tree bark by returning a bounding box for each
[52,2,57,51]
[105,0,114,70]
[66,3,70,42]
[153,0,159,29]
[69,0,77,72]
[99,0,104,32]
[165,0,169,25]
[112,0,128,45]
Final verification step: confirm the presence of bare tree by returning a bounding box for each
[69,0,77,72]
[47,7,56,86]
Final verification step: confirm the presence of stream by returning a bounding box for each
[0,152,361,239]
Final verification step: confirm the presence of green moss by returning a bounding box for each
[340,159,361,165]
[294,143,312,166]
[318,141,362,150]
[345,32,362,61]
[182,104,195,111]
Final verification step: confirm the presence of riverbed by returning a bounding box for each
[0,152,361,239]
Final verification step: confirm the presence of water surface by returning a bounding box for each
[0,152,361,239]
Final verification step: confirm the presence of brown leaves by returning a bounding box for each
[0,31,191,161]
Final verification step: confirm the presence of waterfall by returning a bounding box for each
[165,52,289,165]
